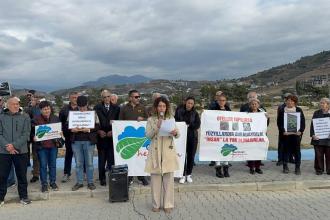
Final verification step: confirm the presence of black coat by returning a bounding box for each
[310,109,330,146]
[277,106,305,134]
[94,102,120,132]
[174,105,201,150]
[59,103,78,138]
[208,101,231,111]
[174,105,201,133]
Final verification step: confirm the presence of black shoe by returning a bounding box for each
[87,183,96,190]
[216,166,224,178]
[316,171,323,175]
[72,183,84,191]
[209,161,216,167]
[295,167,301,175]
[255,168,263,174]
[283,164,289,174]
[223,166,230,178]
[50,183,59,191]
[41,185,48,193]
[276,161,283,166]
[249,168,255,175]
[100,179,106,186]
[140,178,149,186]
[30,176,39,183]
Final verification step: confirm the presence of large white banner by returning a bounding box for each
[113,121,187,177]
[199,110,269,161]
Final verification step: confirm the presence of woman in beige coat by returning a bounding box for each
[145,96,180,213]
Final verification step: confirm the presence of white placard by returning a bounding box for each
[312,117,330,139]
[35,123,62,141]
[159,118,176,136]
[68,111,95,129]
[284,112,301,132]
[199,110,269,161]
[113,120,187,177]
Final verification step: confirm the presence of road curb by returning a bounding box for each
[5,179,330,202]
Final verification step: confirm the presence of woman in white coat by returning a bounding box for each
[145,96,180,213]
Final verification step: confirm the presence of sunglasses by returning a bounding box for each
[219,99,226,102]
[103,96,111,98]
[132,96,141,99]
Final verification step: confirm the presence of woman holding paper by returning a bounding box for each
[33,101,61,192]
[145,96,180,214]
[209,93,232,178]
[246,98,269,174]
[277,94,305,175]
[175,96,201,183]
[310,98,330,175]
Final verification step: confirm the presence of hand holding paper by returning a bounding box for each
[159,118,176,136]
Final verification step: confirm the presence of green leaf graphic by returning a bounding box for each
[37,131,47,138]
[116,137,149,159]
[221,144,237,156]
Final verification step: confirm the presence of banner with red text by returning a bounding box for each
[199,110,269,161]
[113,121,187,177]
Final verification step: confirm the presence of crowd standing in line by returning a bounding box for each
[0,88,329,213]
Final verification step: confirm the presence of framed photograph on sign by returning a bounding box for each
[0,82,11,96]
[284,112,301,132]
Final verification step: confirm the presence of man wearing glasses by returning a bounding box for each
[94,90,120,186]
[119,90,149,186]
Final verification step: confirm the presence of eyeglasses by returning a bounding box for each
[132,96,141,99]
[219,99,226,102]
[103,96,111,98]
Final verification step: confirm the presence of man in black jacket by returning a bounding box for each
[94,90,120,186]
[59,91,79,182]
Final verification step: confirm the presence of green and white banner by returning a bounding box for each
[199,110,269,161]
[113,121,187,177]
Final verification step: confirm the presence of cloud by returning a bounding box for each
[0,0,330,90]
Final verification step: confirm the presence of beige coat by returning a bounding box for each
[144,116,180,175]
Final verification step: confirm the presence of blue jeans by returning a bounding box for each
[37,147,58,186]
[72,141,94,184]
[7,164,15,187]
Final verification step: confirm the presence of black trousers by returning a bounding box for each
[0,153,29,201]
[64,138,73,176]
[184,134,198,176]
[283,135,301,167]
[278,133,284,161]
[97,138,114,181]
[314,145,330,173]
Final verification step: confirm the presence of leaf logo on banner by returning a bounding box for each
[116,126,151,160]
[36,125,52,138]
[221,144,237,156]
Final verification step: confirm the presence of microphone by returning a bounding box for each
[159,112,164,119]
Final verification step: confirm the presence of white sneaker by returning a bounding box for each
[186,175,193,183]
[179,177,186,184]
[0,200,4,207]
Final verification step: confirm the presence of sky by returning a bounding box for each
[0,0,330,91]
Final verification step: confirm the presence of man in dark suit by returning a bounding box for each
[94,90,120,186]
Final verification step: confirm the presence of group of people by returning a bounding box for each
[1,89,330,214]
